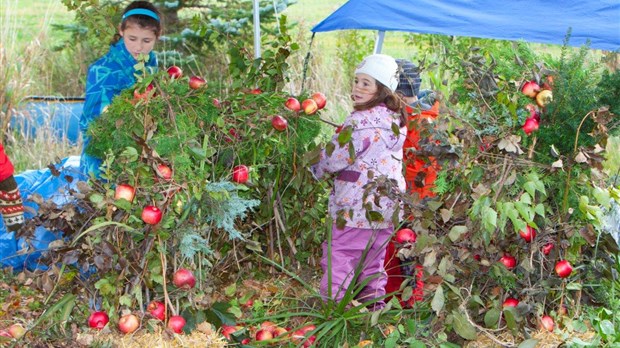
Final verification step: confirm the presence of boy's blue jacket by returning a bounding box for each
[80,38,157,175]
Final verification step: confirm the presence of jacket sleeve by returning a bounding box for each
[80,64,115,134]
[310,128,372,180]
[0,143,14,182]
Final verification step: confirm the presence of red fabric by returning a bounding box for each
[384,101,441,305]
[0,143,14,182]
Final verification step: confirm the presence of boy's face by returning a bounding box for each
[352,73,378,105]
[120,23,157,60]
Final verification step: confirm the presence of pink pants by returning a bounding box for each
[320,223,392,308]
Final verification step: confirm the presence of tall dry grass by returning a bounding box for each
[0,0,81,172]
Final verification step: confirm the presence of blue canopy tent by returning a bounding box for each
[311,0,620,52]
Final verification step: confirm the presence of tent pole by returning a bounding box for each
[300,32,316,94]
[253,0,261,59]
[373,30,385,54]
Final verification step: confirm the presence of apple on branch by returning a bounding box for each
[189,76,207,90]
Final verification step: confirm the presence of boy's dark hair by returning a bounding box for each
[113,1,162,43]
[353,82,407,127]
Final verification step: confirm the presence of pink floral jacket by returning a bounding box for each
[311,104,406,229]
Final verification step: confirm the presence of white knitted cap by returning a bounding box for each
[354,54,399,91]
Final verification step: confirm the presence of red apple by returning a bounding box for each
[221,325,243,339]
[173,268,196,289]
[232,165,249,184]
[502,297,519,308]
[536,89,553,107]
[114,184,136,202]
[335,124,343,134]
[249,88,262,95]
[213,98,221,108]
[241,338,251,344]
[256,329,273,341]
[157,163,173,181]
[118,314,140,334]
[271,115,288,131]
[284,97,301,112]
[167,315,186,334]
[166,66,183,79]
[260,321,278,334]
[395,228,416,243]
[301,99,318,115]
[273,327,288,337]
[542,243,554,255]
[519,226,537,242]
[292,326,317,347]
[7,324,25,339]
[473,254,481,261]
[242,298,254,308]
[555,260,573,278]
[189,76,207,90]
[141,205,163,225]
[540,315,554,331]
[147,301,165,321]
[522,117,539,135]
[521,80,540,98]
[133,83,155,100]
[311,92,327,109]
[500,254,517,269]
[88,311,110,330]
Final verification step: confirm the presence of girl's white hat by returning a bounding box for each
[355,54,399,91]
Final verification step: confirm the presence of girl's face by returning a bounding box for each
[352,73,378,105]
[120,23,158,59]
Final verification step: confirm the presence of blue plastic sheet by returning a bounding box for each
[0,156,85,271]
[11,97,83,145]
[312,0,620,51]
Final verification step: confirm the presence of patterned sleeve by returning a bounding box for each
[310,128,372,179]
[80,64,114,133]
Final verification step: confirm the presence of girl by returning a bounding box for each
[80,1,162,176]
[310,54,406,309]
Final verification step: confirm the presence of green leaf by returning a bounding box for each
[337,126,353,146]
[524,182,536,198]
[566,282,582,291]
[592,186,611,208]
[482,207,497,232]
[119,294,132,307]
[504,307,518,331]
[484,308,500,327]
[89,193,104,204]
[599,320,615,336]
[534,203,545,217]
[518,339,540,348]
[224,283,236,297]
[431,285,445,314]
[452,310,477,340]
[449,225,468,242]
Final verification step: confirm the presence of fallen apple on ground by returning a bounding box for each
[521,80,540,98]
[167,315,186,334]
[502,297,519,308]
[88,311,110,330]
[536,89,553,107]
[118,314,140,334]
[522,117,539,135]
[7,324,25,339]
[540,315,554,331]
[157,164,173,181]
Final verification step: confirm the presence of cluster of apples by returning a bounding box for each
[502,297,557,332]
[221,321,317,346]
[284,92,327,115]
[0,324,25,340]
[133,66,206,102]
[520,78,553,136]
[114,163,174,225]
[86,268,195,334]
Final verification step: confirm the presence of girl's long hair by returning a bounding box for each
[352,82,407,127]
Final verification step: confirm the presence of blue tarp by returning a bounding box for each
[312,0,620,51]
[0,156,84,271]
[12,97,84,145]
